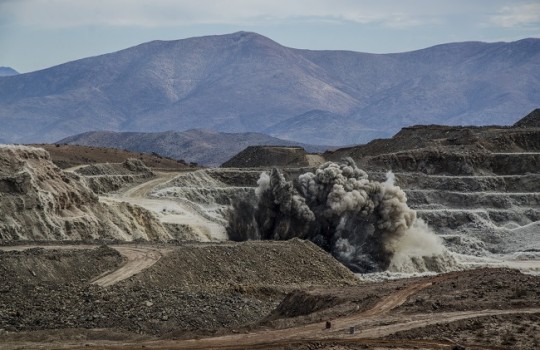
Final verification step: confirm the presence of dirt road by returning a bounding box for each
[0,245,167,288]
[109,172,227,241]
[120,172,178,198]
[91,246,166,287]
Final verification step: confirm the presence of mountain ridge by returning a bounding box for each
[57,128,328,166]
[1,32,539,145]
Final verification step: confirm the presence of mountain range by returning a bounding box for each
[57,129,327,166]
[0,32,539,145]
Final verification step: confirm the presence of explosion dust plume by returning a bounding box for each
[227,158,455,273]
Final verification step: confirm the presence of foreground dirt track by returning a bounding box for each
[53,274,538,350]
[1,247,539,349]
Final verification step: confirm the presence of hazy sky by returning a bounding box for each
[1,0,539,73]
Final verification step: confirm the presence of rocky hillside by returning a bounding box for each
[0,145,171,241]
[57,129,326,167]
[322,111,540,255]
[0,32,538,145]
[325,122,540,176]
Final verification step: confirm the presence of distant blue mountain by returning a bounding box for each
[0,32,538,145]
[0,67,19,77]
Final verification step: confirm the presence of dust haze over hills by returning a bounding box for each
[57,129,327,166]
[0,32,539,145]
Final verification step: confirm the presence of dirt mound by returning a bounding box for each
[325,125,540,175]
[0,146,171,242]
[323,108,540,177]
[124,239,359,291]
[222,146,311,168]
[1,248,538,349]
[358,148,540,175]
[514,108,540,128]
[327,121,540,160]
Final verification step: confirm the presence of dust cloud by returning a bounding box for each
[227,159,455,273]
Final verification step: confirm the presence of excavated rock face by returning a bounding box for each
[75,158,153,176]
[75,158,154,194]
[325,125,540,176]
[359,148,540,176]
[0,146,170,241]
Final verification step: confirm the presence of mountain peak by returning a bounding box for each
[0,34,539,145]
[0,67,19,77]
[514,108,540,128]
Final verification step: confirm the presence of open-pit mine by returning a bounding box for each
[1,110,540,349]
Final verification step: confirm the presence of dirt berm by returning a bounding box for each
[124,239,358,291]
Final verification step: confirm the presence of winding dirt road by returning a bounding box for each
[120,172,179,198]
[0,244,168,288]
[109,171,227,241]
[91,246,166,287]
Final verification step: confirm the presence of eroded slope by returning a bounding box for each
[0,146,171,241]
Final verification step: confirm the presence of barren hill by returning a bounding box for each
[0,240,359,337]
[0,32,538,145]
